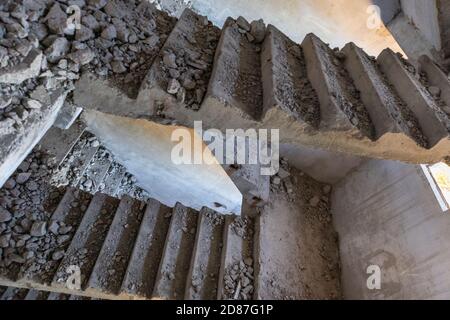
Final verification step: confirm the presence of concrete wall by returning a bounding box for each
[280,144,366,184]
[400,0,441,51]
[387,13,439,64]
[331,159,450,299]
[373,0,400,24]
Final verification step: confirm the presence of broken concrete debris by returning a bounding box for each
[0,150,81,281]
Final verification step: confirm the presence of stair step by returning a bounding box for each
[342,43,428,146]
[120,199,172,299]
[24,289,49,300]
[203,17,264,125]
[261,24,320,128]
[153,203,198,299]
[0,88,67,188]
[47,292,70,300]
[78,148,113,194]
[217,216,255,300]
[39,122,86,166]
[51,132,100,188]
[0,287,28,300]
[85,196,145,297]
[101,163,127,197]
[138,8,220,114]
[418,55,450,114]
[185,208,225,299]
[301,33,375,139]
[15,188,92,286]
[378,49,450,147]
[52,193,119,292]
[69,294,91,300]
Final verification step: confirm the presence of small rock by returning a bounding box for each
[44,3,68,35]
[167,78,181,94]
[88,0,107,9]
[323,185,332,194]
[30,221,47,237]
[104,1,125,18]
[111,60,126,73]
[83,179,93,189]
[75,25,95,42]
[246,32,255,43]
[26,181,38,191]
[0,50,43,84]
[0,96,12,109]
[45,37,70,63]
[16,172,32,184]
[277,168,290,179]
[58,226,72,235]
[91,140,100,148]
[57,234,71,245]
[52,250,65,261]
[182,77,196,90]
[4,178,16,189]
[23,250,35,260]
[309,196,321,207]
[236,16,251,31]
[0,233,11,248]
[428,86,441,97]
[67,48,95,65]
[101,25,117,40]
[163,52,177,69]
[0,207,12,223]
[82,15,100,31]
[250,19,266,43]
[49,220,59,234]
[26,99,42,109]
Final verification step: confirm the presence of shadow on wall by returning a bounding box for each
[187,0,404,57]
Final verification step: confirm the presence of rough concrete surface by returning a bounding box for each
[332,159,450,299]
[255,159,341,299]
[82,109,243,215]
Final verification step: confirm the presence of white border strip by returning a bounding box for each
[421,164,449,212]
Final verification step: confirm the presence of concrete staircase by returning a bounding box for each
[74,8,450,165]
[0,183,256,300]
[40,123,150,202]
[0,286,92,300]
[2,5,450,191]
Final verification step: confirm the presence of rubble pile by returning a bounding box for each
[0,0,176,137]
[0,150,89,281]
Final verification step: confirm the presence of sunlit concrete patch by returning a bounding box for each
[427,162,450,211]
[82,109,243,215]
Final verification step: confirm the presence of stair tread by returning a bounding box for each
[86,196,145,296]
[261,24,320,128]
[78,148,113,194]
[153,203,198,299]
[120,199,172,299]
[16,188,92,285]
[39,122,86,166]
[102,163,127,197]
[52,193,118,291]
[378,49,450,147]
[205,17,263,121]
[217,216,255,300]
[301,33,375,139]
[185,208,225,300]
[139,8,220,112]
[342,43,428,146]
